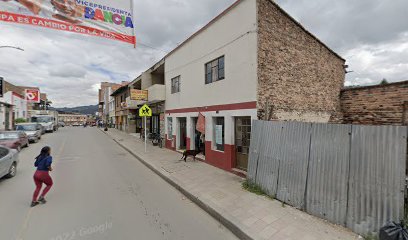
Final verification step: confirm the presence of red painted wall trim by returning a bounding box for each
[204,141,236,171]
[165,138,243,175]
[12,92,24,99]
[186,137,191,150]
[166,101,257,114]
[165,134,177,150]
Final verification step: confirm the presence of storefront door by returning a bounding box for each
[5,109,10,130]
[192,117,200,150]
[235,117,252,171]
[178,118,187,150]
[136,118,142,133]
[151,115,160,134]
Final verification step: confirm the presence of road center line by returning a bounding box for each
[15,139,66,240]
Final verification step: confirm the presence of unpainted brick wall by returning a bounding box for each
[256,0,345,123]
[341,81,408,126]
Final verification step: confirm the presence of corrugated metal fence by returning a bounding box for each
[248,120,408,235]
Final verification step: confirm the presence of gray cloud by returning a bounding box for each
[276,0,408,51]
[49,64,87,78]
[275,0,408,85]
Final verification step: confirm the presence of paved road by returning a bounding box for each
[0,127,238,240]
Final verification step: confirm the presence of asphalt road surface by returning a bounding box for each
[0,127,238,240]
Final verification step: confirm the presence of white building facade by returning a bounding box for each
[3,91,28,120]
[0,102,13,131]
[164,0,258,171]
[108,86,116,126]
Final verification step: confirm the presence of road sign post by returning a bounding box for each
[145,116,147,152]
[0,77,3,98]
[139,104,152,153]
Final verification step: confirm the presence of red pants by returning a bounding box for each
[32,170,53,202]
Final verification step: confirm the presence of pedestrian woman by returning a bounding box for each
[31,146,53,207]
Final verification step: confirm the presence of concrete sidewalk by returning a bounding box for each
[101,128,359,240]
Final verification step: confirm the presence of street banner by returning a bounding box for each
[196,113,205,134]
[0,0,136,44]
[130,89,148,101]
[25,89,40,103]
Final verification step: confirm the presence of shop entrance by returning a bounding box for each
[5,109,10,130]
[235,117,252,171]
[191,117,203,151]
[177,117,187,150]
[135,118,142,133]
[151,115,160,134]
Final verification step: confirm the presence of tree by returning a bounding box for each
[380,78,389,85]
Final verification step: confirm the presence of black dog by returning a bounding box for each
[181,149,202,162]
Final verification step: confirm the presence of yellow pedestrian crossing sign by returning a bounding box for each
[139,104,152,117]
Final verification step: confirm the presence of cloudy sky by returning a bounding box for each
[0,0,407,107]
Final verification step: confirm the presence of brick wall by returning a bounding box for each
[257,0,345,123]
[4,81,24,97]
[341,81,408,126]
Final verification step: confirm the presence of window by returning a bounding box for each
[167,117,173,139]
[213,117,225,151]
[0,147,9,158]
[205,56,225,84]
[171,76,180,94]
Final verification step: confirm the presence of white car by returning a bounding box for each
[16,123,42,143]
[0,146,19,179]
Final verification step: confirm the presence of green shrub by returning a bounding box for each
[242,180,266,196]
[364,233,378,240]
[15,118,27,124]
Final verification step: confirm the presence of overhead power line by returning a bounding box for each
[137,42,169,54]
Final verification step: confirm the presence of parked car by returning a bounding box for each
[72,122,81,127]
[0,132,29,152]
[0,146,19,179]
[59,121,65,127]
[16,123,42,143]
[39,124,46,135]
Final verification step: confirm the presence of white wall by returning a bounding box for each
[2,92,27,120]
[165,0,258,111]
[109,98,116,123]
[0,105,7,130]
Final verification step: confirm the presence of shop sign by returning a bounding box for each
[130,89,148,101]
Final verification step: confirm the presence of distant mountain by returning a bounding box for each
[52,105,98,115]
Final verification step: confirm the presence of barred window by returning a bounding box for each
[205,56,225,84]
[171,76,180,94]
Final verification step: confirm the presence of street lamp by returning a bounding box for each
[0,46,24,51]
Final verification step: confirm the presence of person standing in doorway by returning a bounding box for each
[31,146,54,207]
[200,133,205,156]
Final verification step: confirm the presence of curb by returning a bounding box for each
[99,129,253,240]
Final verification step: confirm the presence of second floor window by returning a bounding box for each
[205,56,225,84]
[171,76,180,94]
